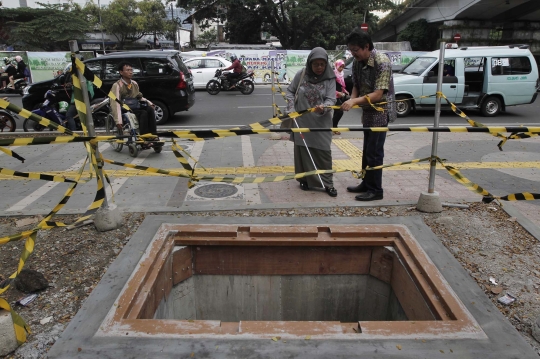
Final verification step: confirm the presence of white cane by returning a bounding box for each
[292,116,327,190]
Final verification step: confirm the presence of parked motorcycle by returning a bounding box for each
[206,69,255,95]
[23,89,113,132]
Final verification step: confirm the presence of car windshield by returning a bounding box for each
[401,57,437,75]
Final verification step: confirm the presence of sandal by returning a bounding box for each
[299,182,309,191]
[325,187,337,197]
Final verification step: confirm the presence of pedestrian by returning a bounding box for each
[332,59,350,135]
[341,28,396,201]
[285,47,337,197]
[111,61,157,139]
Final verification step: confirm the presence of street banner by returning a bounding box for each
[26,51,95,83]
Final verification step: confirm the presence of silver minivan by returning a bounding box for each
[393,45,539,117]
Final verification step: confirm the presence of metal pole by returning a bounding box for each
[98,0,106,54]
[292,118,326,190]
[427,42,446,193]
[69,40,108,208]
[271,59,276,117]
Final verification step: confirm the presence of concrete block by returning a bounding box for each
[416,191,443,213]
[93,206,123,232]
[361,276,391,321]
[0,309,19,356]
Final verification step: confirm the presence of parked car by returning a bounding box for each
[22,51,195,125]
[393,46,539,117]
[184,56,232,89]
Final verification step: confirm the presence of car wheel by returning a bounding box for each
[152,100,169,125]
[481,96,501,117]
[396,95,412,117]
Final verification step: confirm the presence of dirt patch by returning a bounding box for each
[1,202,539,358]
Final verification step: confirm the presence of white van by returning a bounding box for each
[393,45,539,117]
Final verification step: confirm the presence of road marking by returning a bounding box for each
[6,143,109,212]
[241,135,261,205]
[106,150,151,207]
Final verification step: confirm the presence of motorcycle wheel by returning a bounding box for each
[239,80,254,95]
[0,112,16,132]
[23,118,45,132]
[206,80,221,95]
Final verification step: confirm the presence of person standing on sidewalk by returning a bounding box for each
[285,47,337,197]
[332,59,350,135]
[341,28,396,201]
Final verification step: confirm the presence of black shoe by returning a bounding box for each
[299,182,309,191]
[355,192,383,201]
[347,184,367,193]
[326,187,337,197]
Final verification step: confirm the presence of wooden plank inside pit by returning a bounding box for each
[173,246,193,285]
[193,246,372,275]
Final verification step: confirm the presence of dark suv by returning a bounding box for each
[22,51,195,125]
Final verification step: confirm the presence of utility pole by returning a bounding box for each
[170,3,177,49]
[98,0,106,54]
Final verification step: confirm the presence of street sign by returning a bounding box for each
[360,23,368,32]
[454,33,461,42]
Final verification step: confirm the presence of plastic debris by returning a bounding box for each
[40,316,53,324]
[498,293,517,305]
[489,277,498,285]
[17,293,37,306]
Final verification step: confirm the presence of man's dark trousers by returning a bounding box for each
[361,121,387,194]
[133,107,157,135]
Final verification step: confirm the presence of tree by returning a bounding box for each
[100,0,144,49]
[133,0,175,41]
[224,2,264,44]
[196,28,217,49]
[0,3,91,51]
[397,18,439,51]
[177,0,395,49]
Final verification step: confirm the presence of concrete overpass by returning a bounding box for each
[374,0,540,54]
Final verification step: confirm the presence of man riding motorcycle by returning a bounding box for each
[0,58,16,90]
[223,54,242,89]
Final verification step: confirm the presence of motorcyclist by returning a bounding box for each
[9,56,27,88]
[0,58,16,90]
[223,54,242,89]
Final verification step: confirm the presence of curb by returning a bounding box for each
[498,201,540,242]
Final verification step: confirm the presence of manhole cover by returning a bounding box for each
[194,184,239,198]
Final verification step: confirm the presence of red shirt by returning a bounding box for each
[225,59,242,74]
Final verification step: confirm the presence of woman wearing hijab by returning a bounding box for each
[285,47,337,197]
[332,59,350,135]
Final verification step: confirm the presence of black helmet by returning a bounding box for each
[230,54,237,62]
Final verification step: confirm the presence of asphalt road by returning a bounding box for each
[5,86,540,132]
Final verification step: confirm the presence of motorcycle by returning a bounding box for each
[23,88,113,132]
[0,108,16,132]
[206,69,255,95]
[0,78,27,96]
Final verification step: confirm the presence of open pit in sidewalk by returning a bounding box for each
[47,216,538,358]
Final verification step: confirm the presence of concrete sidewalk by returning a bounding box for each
[0,130,539,234]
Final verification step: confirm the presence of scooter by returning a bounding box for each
[0,78,28,96]
[206,69,255,95]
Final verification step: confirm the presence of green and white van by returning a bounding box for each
[393,45,539,117]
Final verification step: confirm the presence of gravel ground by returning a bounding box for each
[1,202,540,358]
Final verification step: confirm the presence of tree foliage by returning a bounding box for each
[177,0,396,49]
[195,28,217,49]
[0,3,91,51]
[397,18,439,51]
